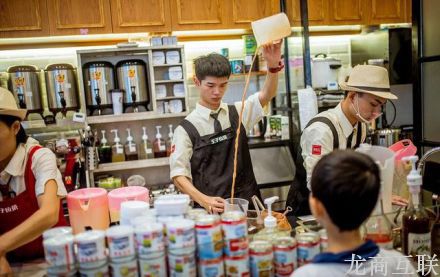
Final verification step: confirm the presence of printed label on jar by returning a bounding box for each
[225,255,250,277]
[408,232,431,256]
[110,259,138,277]
[250,250,273,277]
[274,247,297,276]
[108,236,135,259]
[136,231,165,257]
[78,242,105,263]
[167,227,195,249]
[297,242,320,267]
[196,223,223,259]
[139,254,167,277]
[168,253,196,277]
[44,237,75,267]
[198,257,224,277]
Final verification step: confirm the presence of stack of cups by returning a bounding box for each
[119,201,149,226]
[195,214,224,276]
[75,230,109,276]
[134,222,167,276]
[106,225,138,277]
[221,210,250,276]
[166,219,197,276]
[43,227,76,276]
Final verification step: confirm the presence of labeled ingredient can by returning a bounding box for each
[168,251,196,277]
[134,222,165,258]
[224,255,249,277]
[221,211,248,257]
[198,257,225,277]
[75,230,107,268]
[196,214,223,259]
[273,236,297,276]
[297,232,320,266]
[106,225,135,262]
[249,240,274,277]
[139,252,167,277]
[110,257,138,277]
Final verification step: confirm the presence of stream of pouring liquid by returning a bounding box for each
[230,46,261,201]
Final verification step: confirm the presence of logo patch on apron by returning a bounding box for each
[312,145,322,155]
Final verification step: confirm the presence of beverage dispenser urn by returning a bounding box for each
[45,63,80,118]
[116,59,150,113]
[83,61,115,116]
[7,65,44,119]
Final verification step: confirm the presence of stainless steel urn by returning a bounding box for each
[7,65,43,117]
[83,61,115,115]
[45,63,79,117]
[116,59,150,112]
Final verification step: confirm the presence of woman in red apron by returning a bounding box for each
[0,88,67,273]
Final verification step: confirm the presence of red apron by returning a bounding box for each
[0,145,68,262]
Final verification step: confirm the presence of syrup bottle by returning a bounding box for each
[98,130,112,163]
[110,129,125,163]
[124,128,139,161]
[402,156,432,261]
[166,124,174,157]
[153,125,167,158]
[139,126,154,159]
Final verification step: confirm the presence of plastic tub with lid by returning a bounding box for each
[108,186,149,222]
[67,188,110,234]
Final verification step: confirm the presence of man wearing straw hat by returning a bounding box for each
[170,42,282,214]
[287,64,407,215]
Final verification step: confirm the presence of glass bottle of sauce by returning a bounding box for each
[110,129,125,163]
[124,128,138,161]
[98,130,112,163]
[153,125,167,158]
[139,126,154,159]
[402,156,431,262]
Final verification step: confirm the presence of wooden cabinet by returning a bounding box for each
[228,0,280,28]
[367,0,407,24]
[406,0,412,23]
[47,0,113,35]
[0,0,50,38]
[110,0,171,33]
[328,0,365,25]
[170,0,228,30]
[287,0,329,26]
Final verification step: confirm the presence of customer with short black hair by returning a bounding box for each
[292,150,416,277]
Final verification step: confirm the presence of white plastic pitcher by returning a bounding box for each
[251,13,291,46]
[356,144,395,214]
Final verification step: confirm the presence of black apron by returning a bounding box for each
[286,117,363,216]
[179,105,260,205]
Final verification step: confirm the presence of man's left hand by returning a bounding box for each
[262,40,283,68]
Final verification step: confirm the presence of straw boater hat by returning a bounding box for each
[0,87,27,120]
[339,64,398,100]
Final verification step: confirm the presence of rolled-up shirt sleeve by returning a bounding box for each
[170,125,193,180]
[234,93,269,132]
[32,148,67,198]
[300,122,334,190]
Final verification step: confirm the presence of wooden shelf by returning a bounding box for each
[156,96,185,101]
[94,157,170,173]
[22,119,84,133]
[155,79,184,84]
[87,111,189,124]
[153,63,183,67]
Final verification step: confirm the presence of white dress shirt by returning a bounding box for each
[170,93,267,180]
[0,137,67,201]
[300,103,366,189]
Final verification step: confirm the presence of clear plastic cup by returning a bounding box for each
[224,198,249,215]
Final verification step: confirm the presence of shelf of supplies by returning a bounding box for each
[155,79,184,84]
[22,119,84,133]
[153,63,183,67]
[155,96,186,101]
[87,111,189,124]
[94,157,170,173]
